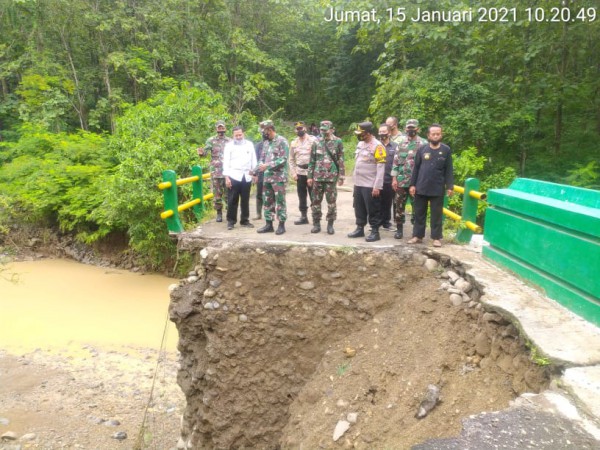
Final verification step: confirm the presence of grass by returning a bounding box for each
[526,341,552,366]
[336,362,351,376]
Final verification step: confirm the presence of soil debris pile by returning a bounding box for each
[170,243,549,449]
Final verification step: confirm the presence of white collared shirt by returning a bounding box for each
[223,139,257,182]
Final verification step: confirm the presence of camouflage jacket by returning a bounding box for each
[204,135,231,178]
[391,135,427,187]
[254,134,289,183]
[308,135,345,182]
[390,132,406,147]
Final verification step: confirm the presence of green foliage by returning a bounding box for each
[336,362,350,376]
[526,341,551,367]
[0,194,9,237]
[564,162,600,190]
[15,72,73,131]
[452,147,486,186]
[92,83,228,269]
[481,167,518,192]
[0,125,110,235]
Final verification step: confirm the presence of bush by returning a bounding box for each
[92,83,230,269]
[0,124,110,234]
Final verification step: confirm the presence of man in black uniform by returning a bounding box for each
[408,123,454,247]
[378,124,397,230]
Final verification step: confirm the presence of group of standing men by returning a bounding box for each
[198,116,453,246]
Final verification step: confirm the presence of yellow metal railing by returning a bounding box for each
[442,178,486,242]
[158,166,211,233]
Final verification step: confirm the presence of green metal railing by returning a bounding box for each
[483,178,600,326]
[443,177,486,243]
[158,165,213,233]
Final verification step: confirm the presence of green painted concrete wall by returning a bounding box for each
[483,178,600,327]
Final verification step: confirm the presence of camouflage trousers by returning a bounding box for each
[311,181,338,222]
[212,177,227,212]
[262,182,287,222]
[394,187,410,225]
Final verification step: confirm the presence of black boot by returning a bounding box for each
[347,226,365,238]
[366,228,381,242]
[311,221,321,233]
[275,221,286,235]
[327,220,335,235]
[294,213,309,225]
[257,221,274,233]
[216,211,223,222]
[394,226,403,239]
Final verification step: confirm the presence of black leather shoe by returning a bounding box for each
[347,227,365,238]
[394,227,403,239]
[294,215,309,225]
[216,212,223,222]
[382,222,393,230]
[311,222,321,233]
[227,222,234,230]
[327,220,334,235]
[257,221,274,233]
[240,221,254,228]
[275,222,286,235]
[366,230,381,242]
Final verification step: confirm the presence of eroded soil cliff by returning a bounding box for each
[170,243,549,449]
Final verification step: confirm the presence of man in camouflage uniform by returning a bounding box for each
[391,119,428,239]
[253,121,289,235]
[253,121,269,219]
[348,121,387,242]
[307,120,345,235]
[289,121,318,225]
[386,116,406,146]
[197,120,231,222]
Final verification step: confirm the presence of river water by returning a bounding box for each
[0,259,179,354]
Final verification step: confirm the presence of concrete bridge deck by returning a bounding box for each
[181,181,600,448]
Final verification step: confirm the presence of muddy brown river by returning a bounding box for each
[0,259,178,354]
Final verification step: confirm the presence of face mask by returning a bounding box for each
[297,130,306,137]
[217,131,225,137]
[262,132,269,140]
[407,130,417,137]
[379,134,389,140]
[356,133,365,141]
[234,138,244,144]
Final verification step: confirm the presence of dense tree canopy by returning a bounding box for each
[0,0,598,267]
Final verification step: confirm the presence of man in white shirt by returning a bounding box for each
[223,126,257,230]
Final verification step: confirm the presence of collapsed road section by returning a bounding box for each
[169,241,557,449]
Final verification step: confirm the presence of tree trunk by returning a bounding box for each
[104,64,116,134]
[60,27,87,130]
[554,16,569,155]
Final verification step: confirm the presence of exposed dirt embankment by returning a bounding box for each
[1,225,141,270]
[169,243,550,449]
